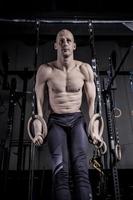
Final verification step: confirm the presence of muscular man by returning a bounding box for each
[33,29,100,200]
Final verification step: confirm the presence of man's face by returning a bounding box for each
[54,30,76,58]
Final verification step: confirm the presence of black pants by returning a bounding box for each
[47,112,93,200]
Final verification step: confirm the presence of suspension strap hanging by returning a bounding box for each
[32,20,40,117]
[28,142,36,200]
[88,22,108,198]
[27,20,41,200]
[102,54,122,200]
[88,20,102,115]
[106,56,122,162]
[88,21,107,154]
[27,20,47,142]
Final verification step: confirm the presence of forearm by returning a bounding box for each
[88,99,95,119]
[34,86,45,135]
[84,77,96,119]
[36,98,44,117]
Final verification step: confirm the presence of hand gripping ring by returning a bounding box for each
[27,115,47,143]
[88,113,107,154]
[88,113,104,138]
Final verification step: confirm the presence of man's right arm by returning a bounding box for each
[33,64,50,145]
[35,65,46,118]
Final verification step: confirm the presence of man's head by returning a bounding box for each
[54,29,76,58]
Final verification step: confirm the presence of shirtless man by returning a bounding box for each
[33,29,99,200]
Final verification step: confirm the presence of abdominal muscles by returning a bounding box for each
[49,90,82,114]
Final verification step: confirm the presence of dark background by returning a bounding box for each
[0,1,133,200]
[0,0,133,19]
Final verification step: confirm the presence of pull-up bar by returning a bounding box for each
[0,18,133,24]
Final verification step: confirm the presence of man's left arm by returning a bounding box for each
[81,63,100,144]
[82,63,96,119]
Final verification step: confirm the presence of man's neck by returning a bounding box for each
[57,56,74,70]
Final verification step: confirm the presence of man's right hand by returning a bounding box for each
[27,115,47,145]
[33,133,44,146]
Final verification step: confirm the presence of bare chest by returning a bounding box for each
[48,68,84,92]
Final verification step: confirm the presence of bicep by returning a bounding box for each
[35,64,49,101]
[83,64,96,100]
[84,79,96,102]
[35,82,45,103]
[35,66,47,115]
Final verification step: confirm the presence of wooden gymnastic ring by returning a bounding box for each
[97,140,107,154]
[27,115,47,142]
[88,113,104,138]
[113,107,122,118]
[88,113,107,154]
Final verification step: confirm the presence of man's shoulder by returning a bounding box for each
[75,60,92,71]
[75,60,83,66]
[36,63,54,80]
[38,62,55,72]
[75,60,94,81]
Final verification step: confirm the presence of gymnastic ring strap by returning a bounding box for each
[115,144,122,161]
[27,115,47,142]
